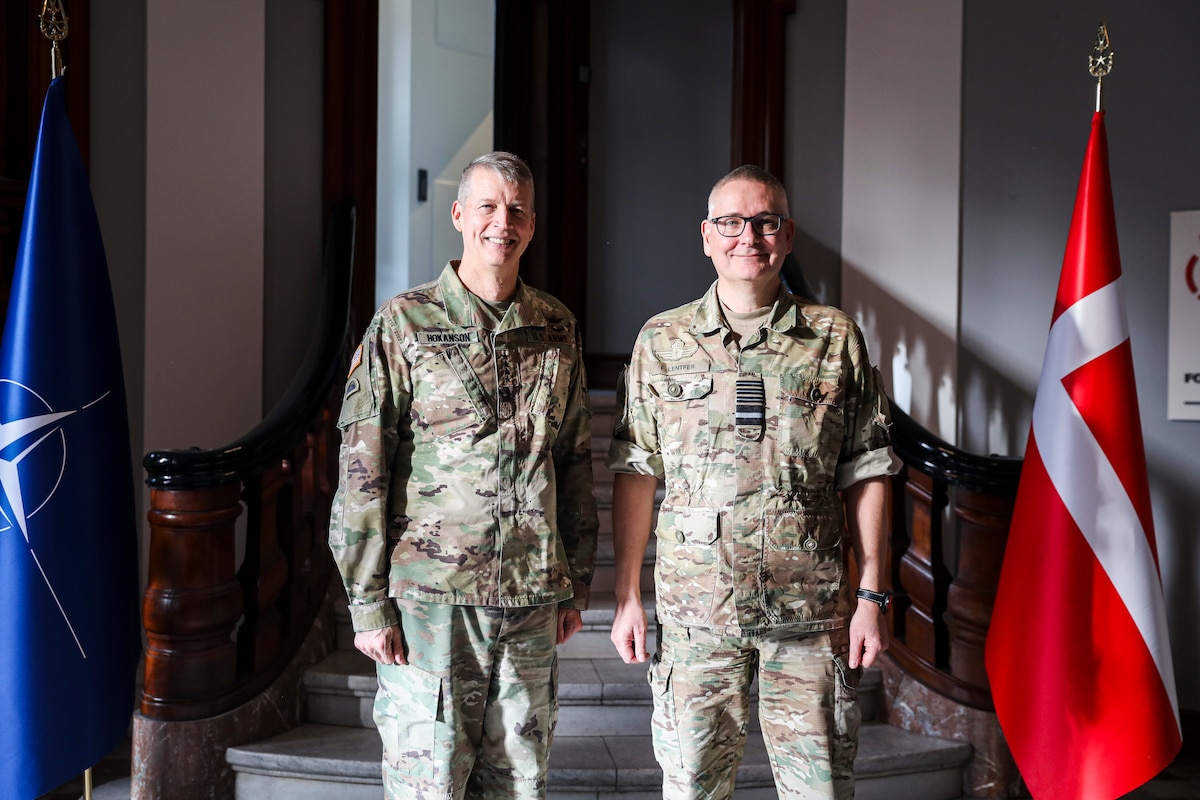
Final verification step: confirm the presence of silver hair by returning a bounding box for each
[457,151,535,204]
[707,164,790,218]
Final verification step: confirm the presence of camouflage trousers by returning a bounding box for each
[373,600,560,800]
[649,623,861,800]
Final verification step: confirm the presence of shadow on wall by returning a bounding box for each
[830,249,1200,712]
[831,259,1035,457]
[790,226,840,308]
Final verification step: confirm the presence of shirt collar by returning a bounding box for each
[438,261,549,331]
[688,280,801,336]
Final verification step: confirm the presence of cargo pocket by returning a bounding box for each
[761,506,843,623]
[648,654,684,771]
[374,663,455,785]
[832,652,862,785]
[653,505,719,625]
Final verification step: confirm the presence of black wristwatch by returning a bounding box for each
[856,588,893,613]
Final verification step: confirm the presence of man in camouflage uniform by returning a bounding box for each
[330,151,598,799]
[608,165,900,800]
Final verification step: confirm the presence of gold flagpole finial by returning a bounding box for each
[1088,23,1113,112]
[39,0,70,81]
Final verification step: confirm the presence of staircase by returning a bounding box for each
[222,391,973,800]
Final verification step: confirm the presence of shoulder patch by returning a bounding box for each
[348,343,363,378]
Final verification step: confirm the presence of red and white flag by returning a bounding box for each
[985,111,1181,799]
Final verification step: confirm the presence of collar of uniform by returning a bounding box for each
[763,283,801,333]
[437,262,549,332]
[688,281,800,336]
[687,281,726,336]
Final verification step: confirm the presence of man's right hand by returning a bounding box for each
[610,601,649,664]
[354,625,406,665]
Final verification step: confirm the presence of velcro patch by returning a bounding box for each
[527,329,572,344]
[415,331,479,345]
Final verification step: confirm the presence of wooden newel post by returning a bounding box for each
[946,487,1016,697]
[141,484,245,719]
[897,470,951,666]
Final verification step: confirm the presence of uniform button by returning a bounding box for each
[675,531,686,543]
[803,537,818,551]
[667,383,683,397]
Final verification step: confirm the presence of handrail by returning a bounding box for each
[887,394,1023,710]
[889,403,1022,495]
[144,203,357,488]
[139,201,356,723]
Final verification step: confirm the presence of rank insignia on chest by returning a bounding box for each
[735,376,765,441]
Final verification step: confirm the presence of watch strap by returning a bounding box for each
[855,587,893,612]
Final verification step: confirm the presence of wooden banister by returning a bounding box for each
[140,201,356,722]
[886,403,1023,710]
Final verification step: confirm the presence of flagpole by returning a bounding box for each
[1089,22,1113,112]
[38,0,69,80]
[38,3,96,800]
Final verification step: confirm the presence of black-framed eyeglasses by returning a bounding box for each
[708,213,787,237]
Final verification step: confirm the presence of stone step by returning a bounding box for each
[306,611,665,731]
[227,721,969,800]
[304,633,882,736]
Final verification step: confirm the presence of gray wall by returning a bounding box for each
[960,2,1200,707]
[264,0,325,410]
[587,0,732,359]
[783,0,846,310]
[91,0,147,574]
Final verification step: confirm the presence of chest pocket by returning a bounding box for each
[521,329,573,437]
[409,346,492,440]
[651,373,713,453]
[777,372,844,462]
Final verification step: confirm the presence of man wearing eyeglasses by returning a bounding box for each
[607,165,900,800]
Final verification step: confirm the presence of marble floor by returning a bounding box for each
[36,737,1200,799]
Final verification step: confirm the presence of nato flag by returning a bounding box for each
[0,76,141,798]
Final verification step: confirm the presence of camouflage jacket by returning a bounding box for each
[330,263,599,632]
[609,281,899,635]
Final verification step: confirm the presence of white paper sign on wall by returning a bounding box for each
[1168,210,1200,421]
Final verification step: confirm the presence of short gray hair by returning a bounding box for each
[458,151,535,204]
[707,164,790,218]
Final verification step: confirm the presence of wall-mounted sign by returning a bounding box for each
[1168,210,1200,421]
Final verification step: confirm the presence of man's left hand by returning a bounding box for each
[848,602,889,669]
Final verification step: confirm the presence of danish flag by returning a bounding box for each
[985,112,1181,799]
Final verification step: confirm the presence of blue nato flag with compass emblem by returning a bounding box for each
[0,76,141,798]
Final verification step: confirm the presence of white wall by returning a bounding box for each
[841,0,963,443]
[376,0,494,307]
